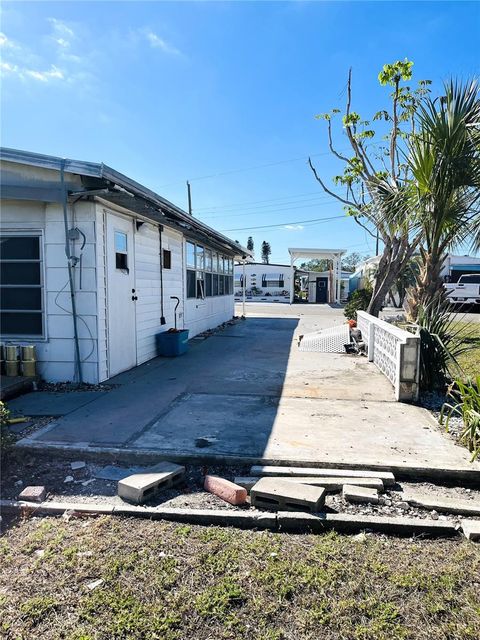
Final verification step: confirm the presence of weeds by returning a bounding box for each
[442,375,480,460]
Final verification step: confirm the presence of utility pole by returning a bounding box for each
[187,180,192,215]
[375,228,379,255]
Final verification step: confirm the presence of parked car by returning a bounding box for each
[445,274,480,307]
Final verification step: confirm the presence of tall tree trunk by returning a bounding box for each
[406,250,446,321]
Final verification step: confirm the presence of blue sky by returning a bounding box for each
[1,1,479,263]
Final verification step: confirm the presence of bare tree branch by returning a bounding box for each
[307,157,357,208]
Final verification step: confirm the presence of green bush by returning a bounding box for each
[441,376,480,461]
[344,288,372,320]
[416,299,474,390]
[0,401,15,461]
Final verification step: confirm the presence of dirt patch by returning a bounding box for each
[2,452,479,522]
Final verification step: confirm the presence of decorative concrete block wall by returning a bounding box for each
[357,311,420,402]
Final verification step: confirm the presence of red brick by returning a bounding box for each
[204,475,247,506]
[18,486,46,503]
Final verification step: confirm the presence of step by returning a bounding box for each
[236,476,384,492]
[250,465,395,486]
[250,477,325,513]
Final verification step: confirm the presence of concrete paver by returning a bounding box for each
[8,391,106,416]
[17,303,480,480]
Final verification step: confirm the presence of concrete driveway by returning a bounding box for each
[16,303,480,480]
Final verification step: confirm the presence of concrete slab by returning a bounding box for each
[403,492,480,516]
[8,391,107,416]
[16,305,480,482]
[251,465,396,486]
[460,519,480,541]
[343,485,382,504]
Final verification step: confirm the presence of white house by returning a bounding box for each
[234,257,350,304]
[234,262,291,302]
[0,148,249,383]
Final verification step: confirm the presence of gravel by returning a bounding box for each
[2,453,479,521]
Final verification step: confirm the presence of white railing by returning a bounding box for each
[357,311,420,402]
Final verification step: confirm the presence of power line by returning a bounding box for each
[198,198,342,221]
[158,149,348,188]
[221,214,346,232]
[193,188,345,212]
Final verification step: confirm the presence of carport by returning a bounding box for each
[288,248,346,304]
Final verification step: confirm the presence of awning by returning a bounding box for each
[263,273,284,281]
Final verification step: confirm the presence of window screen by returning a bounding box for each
[0,234,43,336]
[163,249,172,269]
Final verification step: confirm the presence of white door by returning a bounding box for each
[106,213,137,376]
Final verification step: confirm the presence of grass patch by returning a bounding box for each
[454,322,480,379]
[0,517,479,639]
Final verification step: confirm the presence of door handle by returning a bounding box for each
[132,295,138,301]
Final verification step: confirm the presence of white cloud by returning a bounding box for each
[48,18,75,45]
[145,30,182,56]
[0,32,20,50]
[24,65,64,82]
[0,18,85,85]
[284,224,304,231]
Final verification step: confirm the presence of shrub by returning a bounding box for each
[416,299,474,390]
[441,376,480,461]
[0,401,15,461]
[344,288,372,320]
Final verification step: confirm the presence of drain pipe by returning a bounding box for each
[61,160,83,384]
[158,225,166,325]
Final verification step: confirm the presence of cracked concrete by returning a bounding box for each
[16,303,480,482]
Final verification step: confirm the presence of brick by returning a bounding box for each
[250,477,325,512]
[18,486,46,503]
[251,465,395,486]
[403,492,480,516]
[204,475,247,505]
[343,485,381,505]
[117,462,185,504]
[460,519,480,542]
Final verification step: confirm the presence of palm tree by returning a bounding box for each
[406,80,480,319]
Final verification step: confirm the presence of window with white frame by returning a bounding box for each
[186,241,234,299]
[0,233,44,336]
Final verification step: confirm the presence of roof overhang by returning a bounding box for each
[0,147,251,259]
[288,247,347,263]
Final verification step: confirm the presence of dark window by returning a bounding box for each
[0,236,40,259]
[0,234,43,336]
[228,276,234,294]
[1,312,43,335]
[213,274,219,296]
[459,274,480,284]
[115,231,128,271]
[187,269,196,298]
[163,249,172,269]
[196,272,205,299]
[115,253,128,270]
[0,287,42,310]
[0,262,41,285]
[205,272,212,297]
[219,275,225,296]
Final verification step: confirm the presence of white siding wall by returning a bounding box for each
[94,205,186,379]
[184,295,234,336]
[134,223,185,364]
[1,198,100,383]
